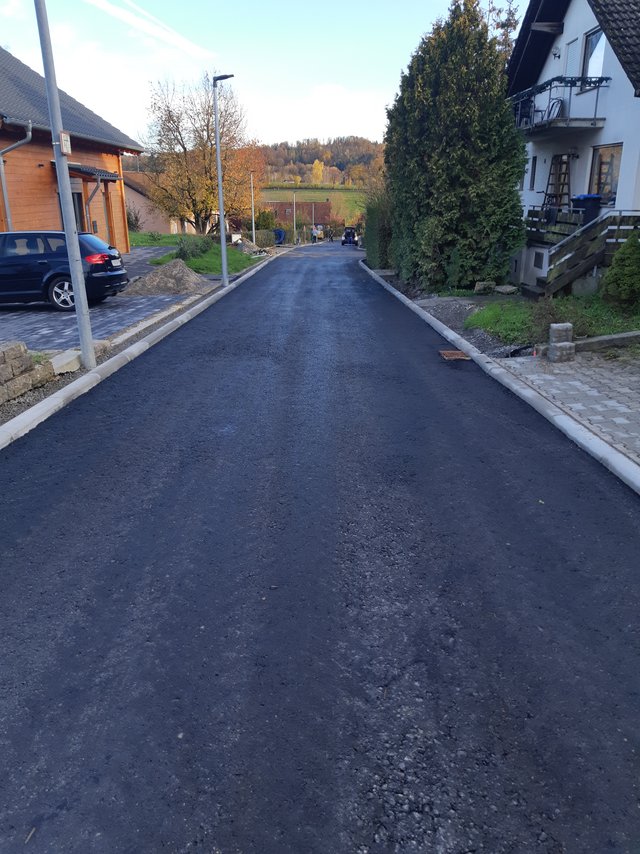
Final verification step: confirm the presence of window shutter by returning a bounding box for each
[565,39,579,77]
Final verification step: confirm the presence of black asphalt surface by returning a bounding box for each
[1,243,639,853]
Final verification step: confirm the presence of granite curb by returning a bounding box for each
[0,251,280,451]
[360,260,640,498]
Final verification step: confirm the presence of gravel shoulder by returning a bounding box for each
[377,272,524,356]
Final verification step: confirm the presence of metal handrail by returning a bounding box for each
[511,75,611,129]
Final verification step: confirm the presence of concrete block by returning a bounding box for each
[494,285,519,295]
[0,385,8,405]
[4,373,33,400]
[50,350,81,374]
[0,364,13,383]
[549,323,573,344]
[474,281,495,294]
[548,342,576,363]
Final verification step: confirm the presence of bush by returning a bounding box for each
[255,209,276,230]
[175,235,212,261]
[251,229,276,248]
[603,231,640,306]
[126,204,144,232]
[365,185,392,269]
[147,231,162,243]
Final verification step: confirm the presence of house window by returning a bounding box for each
[582,28,605,80]
[534,251,544,270]
[529,156,537,191]
[589,143,622,205]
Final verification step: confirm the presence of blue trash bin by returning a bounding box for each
[572,194,601,224]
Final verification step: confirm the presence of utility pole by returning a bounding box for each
[293,191,297,244]
[34,0,95,369]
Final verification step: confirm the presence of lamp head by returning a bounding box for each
[213,74,234,85]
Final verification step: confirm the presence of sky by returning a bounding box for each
[0,0,530,147]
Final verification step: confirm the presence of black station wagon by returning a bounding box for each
[0,231,129,311]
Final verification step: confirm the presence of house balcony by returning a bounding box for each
[511,76,610,138]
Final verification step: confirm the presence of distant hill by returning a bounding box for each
[260,136,384,188]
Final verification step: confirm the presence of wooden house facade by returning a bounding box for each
[0,46,142,252]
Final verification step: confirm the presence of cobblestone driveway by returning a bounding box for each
[0,295,185,351]
[500,352,640,466]
[0,245,184,351]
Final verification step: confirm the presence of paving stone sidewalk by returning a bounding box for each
[498,352,640,466]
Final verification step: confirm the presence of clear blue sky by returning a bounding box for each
[0,0,530,145]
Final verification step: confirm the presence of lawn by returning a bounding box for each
[260,187,365,224]
[465,295,640,344]
[150,244,259,275]
[129,231,180,247]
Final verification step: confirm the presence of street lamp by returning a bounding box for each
[213,73,234,287]
[250,171,256,245]
[34,0,95,369]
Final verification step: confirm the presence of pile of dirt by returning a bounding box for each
[126,259,212,295]
[234,238,272,256]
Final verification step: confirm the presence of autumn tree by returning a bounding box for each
[311,159,324,185]
[144,74,264,234]
[385,0,525,288]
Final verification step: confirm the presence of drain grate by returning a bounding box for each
[439,349,471,361]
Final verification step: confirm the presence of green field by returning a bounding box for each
[260,187,366,224]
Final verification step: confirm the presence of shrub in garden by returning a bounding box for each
[253,229,276,248]
[126,204,144,232]
[602,231,640,306]
[365,184,392,269]
[176,235,211,261]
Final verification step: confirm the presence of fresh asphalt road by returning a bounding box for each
[1,243,639,853]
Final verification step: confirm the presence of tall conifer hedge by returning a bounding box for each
[385,0,526,290]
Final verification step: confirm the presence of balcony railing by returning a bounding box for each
[511,76,611,132]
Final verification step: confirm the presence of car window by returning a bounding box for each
[46,236,68,254]
[3,235,47,256]
[79,234,111,252]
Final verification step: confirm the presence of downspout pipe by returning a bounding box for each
[0,119,33,230]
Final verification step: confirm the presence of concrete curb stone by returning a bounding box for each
[360,260,640,499]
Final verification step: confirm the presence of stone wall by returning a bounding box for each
[0,341,54,405]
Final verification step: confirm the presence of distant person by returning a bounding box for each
[311,226,318,244]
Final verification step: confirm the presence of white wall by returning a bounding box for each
[518,0,640,212]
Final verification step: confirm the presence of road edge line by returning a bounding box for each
[359,260,640,498]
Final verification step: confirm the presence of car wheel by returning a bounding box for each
[48,276,75,311]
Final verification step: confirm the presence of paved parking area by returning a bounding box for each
[500,352,640,466]
[0,245,188,351]
[0,295,186,351]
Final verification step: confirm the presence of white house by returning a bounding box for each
[507,0,640,294]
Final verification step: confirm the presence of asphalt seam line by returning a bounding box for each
[360,260,640,499]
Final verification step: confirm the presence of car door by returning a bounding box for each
[0,233,49,300]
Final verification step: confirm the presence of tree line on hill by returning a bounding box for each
[259,137,384,187]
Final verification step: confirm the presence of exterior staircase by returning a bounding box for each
[531,212,640,297]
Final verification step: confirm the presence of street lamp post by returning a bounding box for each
[34,0,95,369]
[213,73,234,287]
[250,171,256,245]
